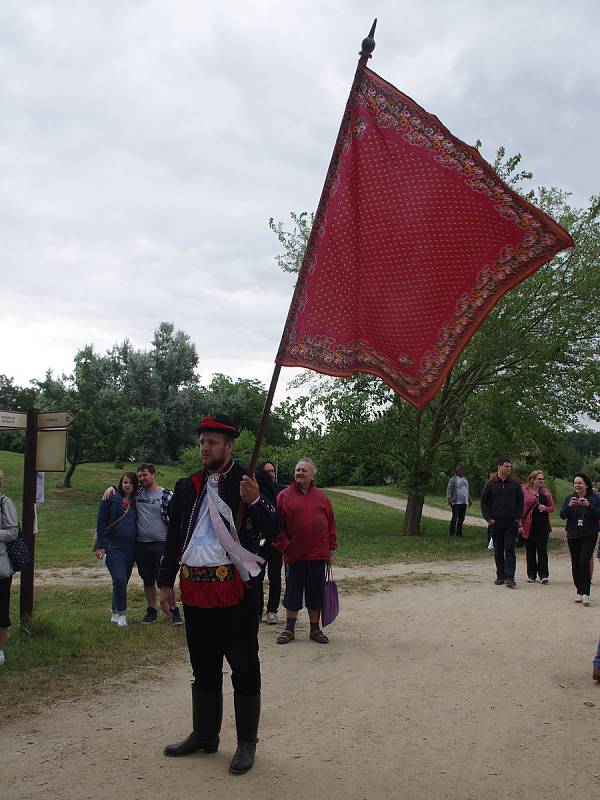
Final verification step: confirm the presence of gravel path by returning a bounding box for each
[328,487,487,527]
[3,553,600,800]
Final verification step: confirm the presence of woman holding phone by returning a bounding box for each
[559,473,600,606]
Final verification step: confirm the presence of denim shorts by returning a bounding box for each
[283,560,327,612]
[135,541,165,587]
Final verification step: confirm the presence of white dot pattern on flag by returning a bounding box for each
[276,67,574,407]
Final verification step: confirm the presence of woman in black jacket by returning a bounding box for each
[560,473,600,606]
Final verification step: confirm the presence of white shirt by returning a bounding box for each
[180,476,229,567]
[454,476,469,505]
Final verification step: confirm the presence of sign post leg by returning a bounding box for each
[20,409,38,623]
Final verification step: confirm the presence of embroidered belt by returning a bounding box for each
[180,564,235,583]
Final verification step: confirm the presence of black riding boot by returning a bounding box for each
[164,685,222,757]
[229,694,260,774]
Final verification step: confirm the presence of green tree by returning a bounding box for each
[107,323,201,461]
[199,374,295,446]
[0,375,37,453]
[35,348,125,487]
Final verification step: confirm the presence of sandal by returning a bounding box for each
[310,629,329,644]
[276,629,295,645]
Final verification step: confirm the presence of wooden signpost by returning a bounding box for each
[0,411,27,429]
[0,408,76,621]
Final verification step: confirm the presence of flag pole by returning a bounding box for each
[236,20,377,530]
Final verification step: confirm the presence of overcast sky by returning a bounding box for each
[1,0,598,405]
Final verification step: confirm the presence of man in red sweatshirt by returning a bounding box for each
[273,458,337,645]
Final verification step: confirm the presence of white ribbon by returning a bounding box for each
[206,478,264,583]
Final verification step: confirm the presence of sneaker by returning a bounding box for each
[110,612,119,623]
[526,577,535,583]
[141,607,158,624]
[170,607,183,626]
[0,650,5,666]
[494,578,505,585]
[505,578,516,588]
[266,612,278,625]
[582,595,591,606]
[117,614,128,627]
[541,578,549,585]
[575,595,583,603]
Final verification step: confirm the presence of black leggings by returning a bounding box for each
[0,575,13,628]
[183,586,261,696]
[256,546,283,615]
[567,534,598,596]
[525,523,549,580]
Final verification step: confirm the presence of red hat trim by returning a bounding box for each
[198,416,238,434]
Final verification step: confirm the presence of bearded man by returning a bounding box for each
[158,414,278,775]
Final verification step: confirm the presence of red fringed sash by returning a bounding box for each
[180,569,245,609]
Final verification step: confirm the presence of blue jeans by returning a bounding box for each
[490,520,518,580]
[106,546,135,613]
[594,640,600,669]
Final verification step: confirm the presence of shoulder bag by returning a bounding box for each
[0,495,29,573]
[321,562,339,627]
[92,502,130,551]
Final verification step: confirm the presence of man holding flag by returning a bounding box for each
[158,414,278,775]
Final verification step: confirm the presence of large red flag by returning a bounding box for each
[276,67,574,408]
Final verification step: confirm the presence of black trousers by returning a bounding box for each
[183,585,261,696]
[525,523,549,580]
[449,504,467,536]
[567,534,598,596]
[256,546,283,616]
[490,520,518,580]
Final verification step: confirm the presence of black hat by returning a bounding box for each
[196,414,240,438]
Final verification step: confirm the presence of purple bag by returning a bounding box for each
[321,562,339,627]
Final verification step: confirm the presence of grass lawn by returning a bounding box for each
[324,491,492,565]
[0,449,572,571]
[0,451,182,567]
[0,449,501,570]
[2,584,186,722]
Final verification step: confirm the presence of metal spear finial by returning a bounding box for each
[359,18,377,58]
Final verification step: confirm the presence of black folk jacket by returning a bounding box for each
[158,461,279,589]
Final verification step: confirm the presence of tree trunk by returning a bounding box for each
[402,490,424,535]
[62,459,78,488]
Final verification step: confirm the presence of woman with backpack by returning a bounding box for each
[0,468,19,666]
[95,471,138,626]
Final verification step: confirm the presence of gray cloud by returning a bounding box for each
[1,0,598,401]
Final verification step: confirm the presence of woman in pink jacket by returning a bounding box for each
[520,470,554,584]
